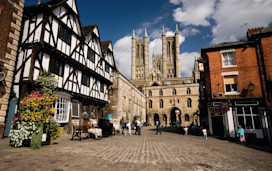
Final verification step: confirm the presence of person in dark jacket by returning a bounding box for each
[155,119,162,135]
[120,117,125,135]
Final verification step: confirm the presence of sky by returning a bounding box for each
[25,0,272,79]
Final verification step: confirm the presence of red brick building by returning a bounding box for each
[200,25,272,142]
[0,0,24,138]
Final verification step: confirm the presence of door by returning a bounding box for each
[4,98,17,137]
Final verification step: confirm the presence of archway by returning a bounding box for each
[170,107,181,126]
[154,113,159,125]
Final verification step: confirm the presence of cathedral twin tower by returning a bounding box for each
[131,25,181,84]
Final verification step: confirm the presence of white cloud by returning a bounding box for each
[181,27,200,37]
[211,0,272,43]
[113,36,131,79]
[180,52,199,77]
[169,0,182,5]
[172,0,216,26]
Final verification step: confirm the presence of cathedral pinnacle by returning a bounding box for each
[132,29,135,38]
[144,28,148,37]
[162,25,165,35]
[175,24,179,33]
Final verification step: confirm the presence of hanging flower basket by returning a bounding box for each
[219,101,230,112]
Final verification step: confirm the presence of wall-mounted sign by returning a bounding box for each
[199,63,204,72]
[108,114,113,121]
[0,72,6,81]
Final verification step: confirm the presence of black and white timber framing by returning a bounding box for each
[13,0,116,124]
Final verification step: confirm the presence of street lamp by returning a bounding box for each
[248,81,254,92]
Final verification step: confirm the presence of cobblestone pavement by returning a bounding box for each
[0,126,272,171]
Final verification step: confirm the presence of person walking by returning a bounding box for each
[126,119,132,136]
[120,117,125,135]
[237,125,246,144]
[202,128,207,140]
[155,119,162,135]
[184,126,188,135]
[134,117,139,135]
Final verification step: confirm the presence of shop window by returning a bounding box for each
[236,105,261,129]
[54,96,70,123]
[224,76,238,93]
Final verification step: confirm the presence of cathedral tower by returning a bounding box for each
[131,28,149,80]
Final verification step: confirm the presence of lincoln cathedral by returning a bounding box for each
[130,26,200,126]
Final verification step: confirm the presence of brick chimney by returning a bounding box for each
[247,27,263,40]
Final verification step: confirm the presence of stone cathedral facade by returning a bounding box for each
[130,26,200,126]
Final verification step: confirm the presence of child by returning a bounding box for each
[202,128,207,140]
[237,125,246,144]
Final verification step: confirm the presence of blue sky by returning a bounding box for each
[25,0,272,79]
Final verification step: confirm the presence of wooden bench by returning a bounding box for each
[71,125,89,141]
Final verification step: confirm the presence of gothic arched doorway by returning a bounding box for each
[170,107,181,126]
[154,113,159,125]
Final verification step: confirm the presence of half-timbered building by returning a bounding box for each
[13,0,115,132]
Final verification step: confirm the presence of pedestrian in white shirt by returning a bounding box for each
[126,119,132,136]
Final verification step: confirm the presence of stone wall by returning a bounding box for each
[0,0,24,138]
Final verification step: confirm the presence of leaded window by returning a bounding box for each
[59,25,71,45]
[87,48,95,62]
[50,58,63,76]
[82,73,90,86]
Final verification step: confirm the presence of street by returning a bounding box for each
[0,126,272,171]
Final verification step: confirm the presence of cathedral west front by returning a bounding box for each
[130,26,200,126]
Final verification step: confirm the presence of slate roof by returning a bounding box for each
[253,25,272,35]
[82,24,97,37]
[101,41,112,54]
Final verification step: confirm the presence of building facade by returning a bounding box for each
[0,0,25,138]
[104,70,146,126]
[12,0,115,133]
[200,25,272,142]
[130,26,200,126]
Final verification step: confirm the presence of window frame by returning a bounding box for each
[149,90,152,97]
[236,105,261,130]
[54,93,71,123]
[149,100,152,109]
[159,99,163,108]
[81,73,90,87]
[187,98,192,108]
[221,49,236,68]
[58,25,71,45]
[71,102,80,118]
[49,58,64,77]
[172,89,176,95]
[87,47,95,63]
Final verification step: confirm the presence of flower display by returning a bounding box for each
[9,89,59,148]
[9,121,40,147]
[18,90,58,124]
[46,118,62,145]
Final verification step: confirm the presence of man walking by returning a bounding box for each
[120,117,125,135]
[156,118,162,135]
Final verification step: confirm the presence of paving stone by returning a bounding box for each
[0,126,271,170]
